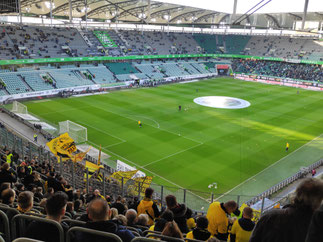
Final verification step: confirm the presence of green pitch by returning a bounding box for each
[24,78,323,203]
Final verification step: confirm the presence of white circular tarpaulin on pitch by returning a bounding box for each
[194,96,250,109]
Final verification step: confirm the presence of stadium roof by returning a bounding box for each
[13,0,323,28]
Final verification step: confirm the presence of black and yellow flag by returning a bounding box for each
[46,133,77,161]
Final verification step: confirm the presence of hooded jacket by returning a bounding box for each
[168,203,192,233]
[230,217,255,242]
[186,228,212,241]
[78,220,135,242]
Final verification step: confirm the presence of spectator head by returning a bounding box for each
[137,214,149,226]
[224,200,238,214]
[115,214,127,226]
[46,191,68,221]
[16,183,24,192]
[66,201,74,213]
[125,209,137,225]
[160,209,174,222]
[162,221,183,239]
[47,187,54,195]
[293,178,323,211]
[242,207,253,220]
[1,163,9,171]
[145,187,154,199]
[196,216,208,229]
[0,182,11,195]
[1,188,15,205]
[165,195,178,209]
[93,189,100,196]
[110,207,118,219]
[36,187,43,194]
[88,198,109,222]
[116,195,122,202]
[18,191,33,212]
[74,199,82,212]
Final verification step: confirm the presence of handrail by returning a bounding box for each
[66,226,123,242]
[11,214,64,242]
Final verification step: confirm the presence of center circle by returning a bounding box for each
[193,96,250,109]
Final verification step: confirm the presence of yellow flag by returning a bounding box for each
[132,176,153,196]
[46,133,76,161]
[110,170,138,184]
[72,146,91,163]
[83,160,104,181]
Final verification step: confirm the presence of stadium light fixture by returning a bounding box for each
[44,1,55,9]
[177,19,182,24]
[163,14,170,20]
[151,18,156,22]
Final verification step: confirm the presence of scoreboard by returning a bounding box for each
[0,0,18,13]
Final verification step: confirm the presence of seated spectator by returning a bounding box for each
[125,209,137,227]
[0,182,10,197]
[137,187,160,226]
[151,209,174,232]
[186,216,211,241]
[230,207,255,242]
[86,189,105,203]
[25,191,69,242]
[0,162,17,185]
[66,201,75,218]
[110,207,118,219]
[165,194,192,233]
[44,187,54,199]
[250,178,323,242]
[161,221,184,240]
[206,200,238,241]
[137,214,149,228]
[17,191,34,213]
[77,198,135,242]
[111,195,126,215]
[34,186,44,201]
[115,214,127,226]
[0,188,15,207]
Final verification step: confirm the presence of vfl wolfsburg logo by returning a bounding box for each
[194,96,250,109]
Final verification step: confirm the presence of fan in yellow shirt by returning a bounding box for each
[229,207,255,242]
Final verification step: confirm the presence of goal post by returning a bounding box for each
[59,120,87,144]
[11,101,28,114]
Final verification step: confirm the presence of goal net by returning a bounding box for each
[11,101,28,114]
[59,120,87,144]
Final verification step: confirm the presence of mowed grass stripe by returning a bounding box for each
[25,78,323,196]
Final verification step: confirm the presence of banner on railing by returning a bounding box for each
[0,53,322,66]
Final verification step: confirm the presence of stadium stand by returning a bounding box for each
[231,59,323,82]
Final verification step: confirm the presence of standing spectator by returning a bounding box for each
[0,163,17,185]
[311,169,316,177]
[165,194,192,233]
[137,188,160,226]
[25,191,69,242]
[33,133,38,143]
[206,200,238,241]
[186,216,211,241]
[250,178,323,242]
[230,207,255,242]
[5,150,13,166]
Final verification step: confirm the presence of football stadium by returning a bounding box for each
[0,0,322,241]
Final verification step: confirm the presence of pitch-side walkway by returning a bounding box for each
[0,110,49,148]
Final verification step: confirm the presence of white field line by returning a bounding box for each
[127,115,160,128]
[143,143,203,168]
[89,104,204,145]
[103,141,126,148]
[77,121,126,142]
[86,140,209,202]
[215,133,323,200]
